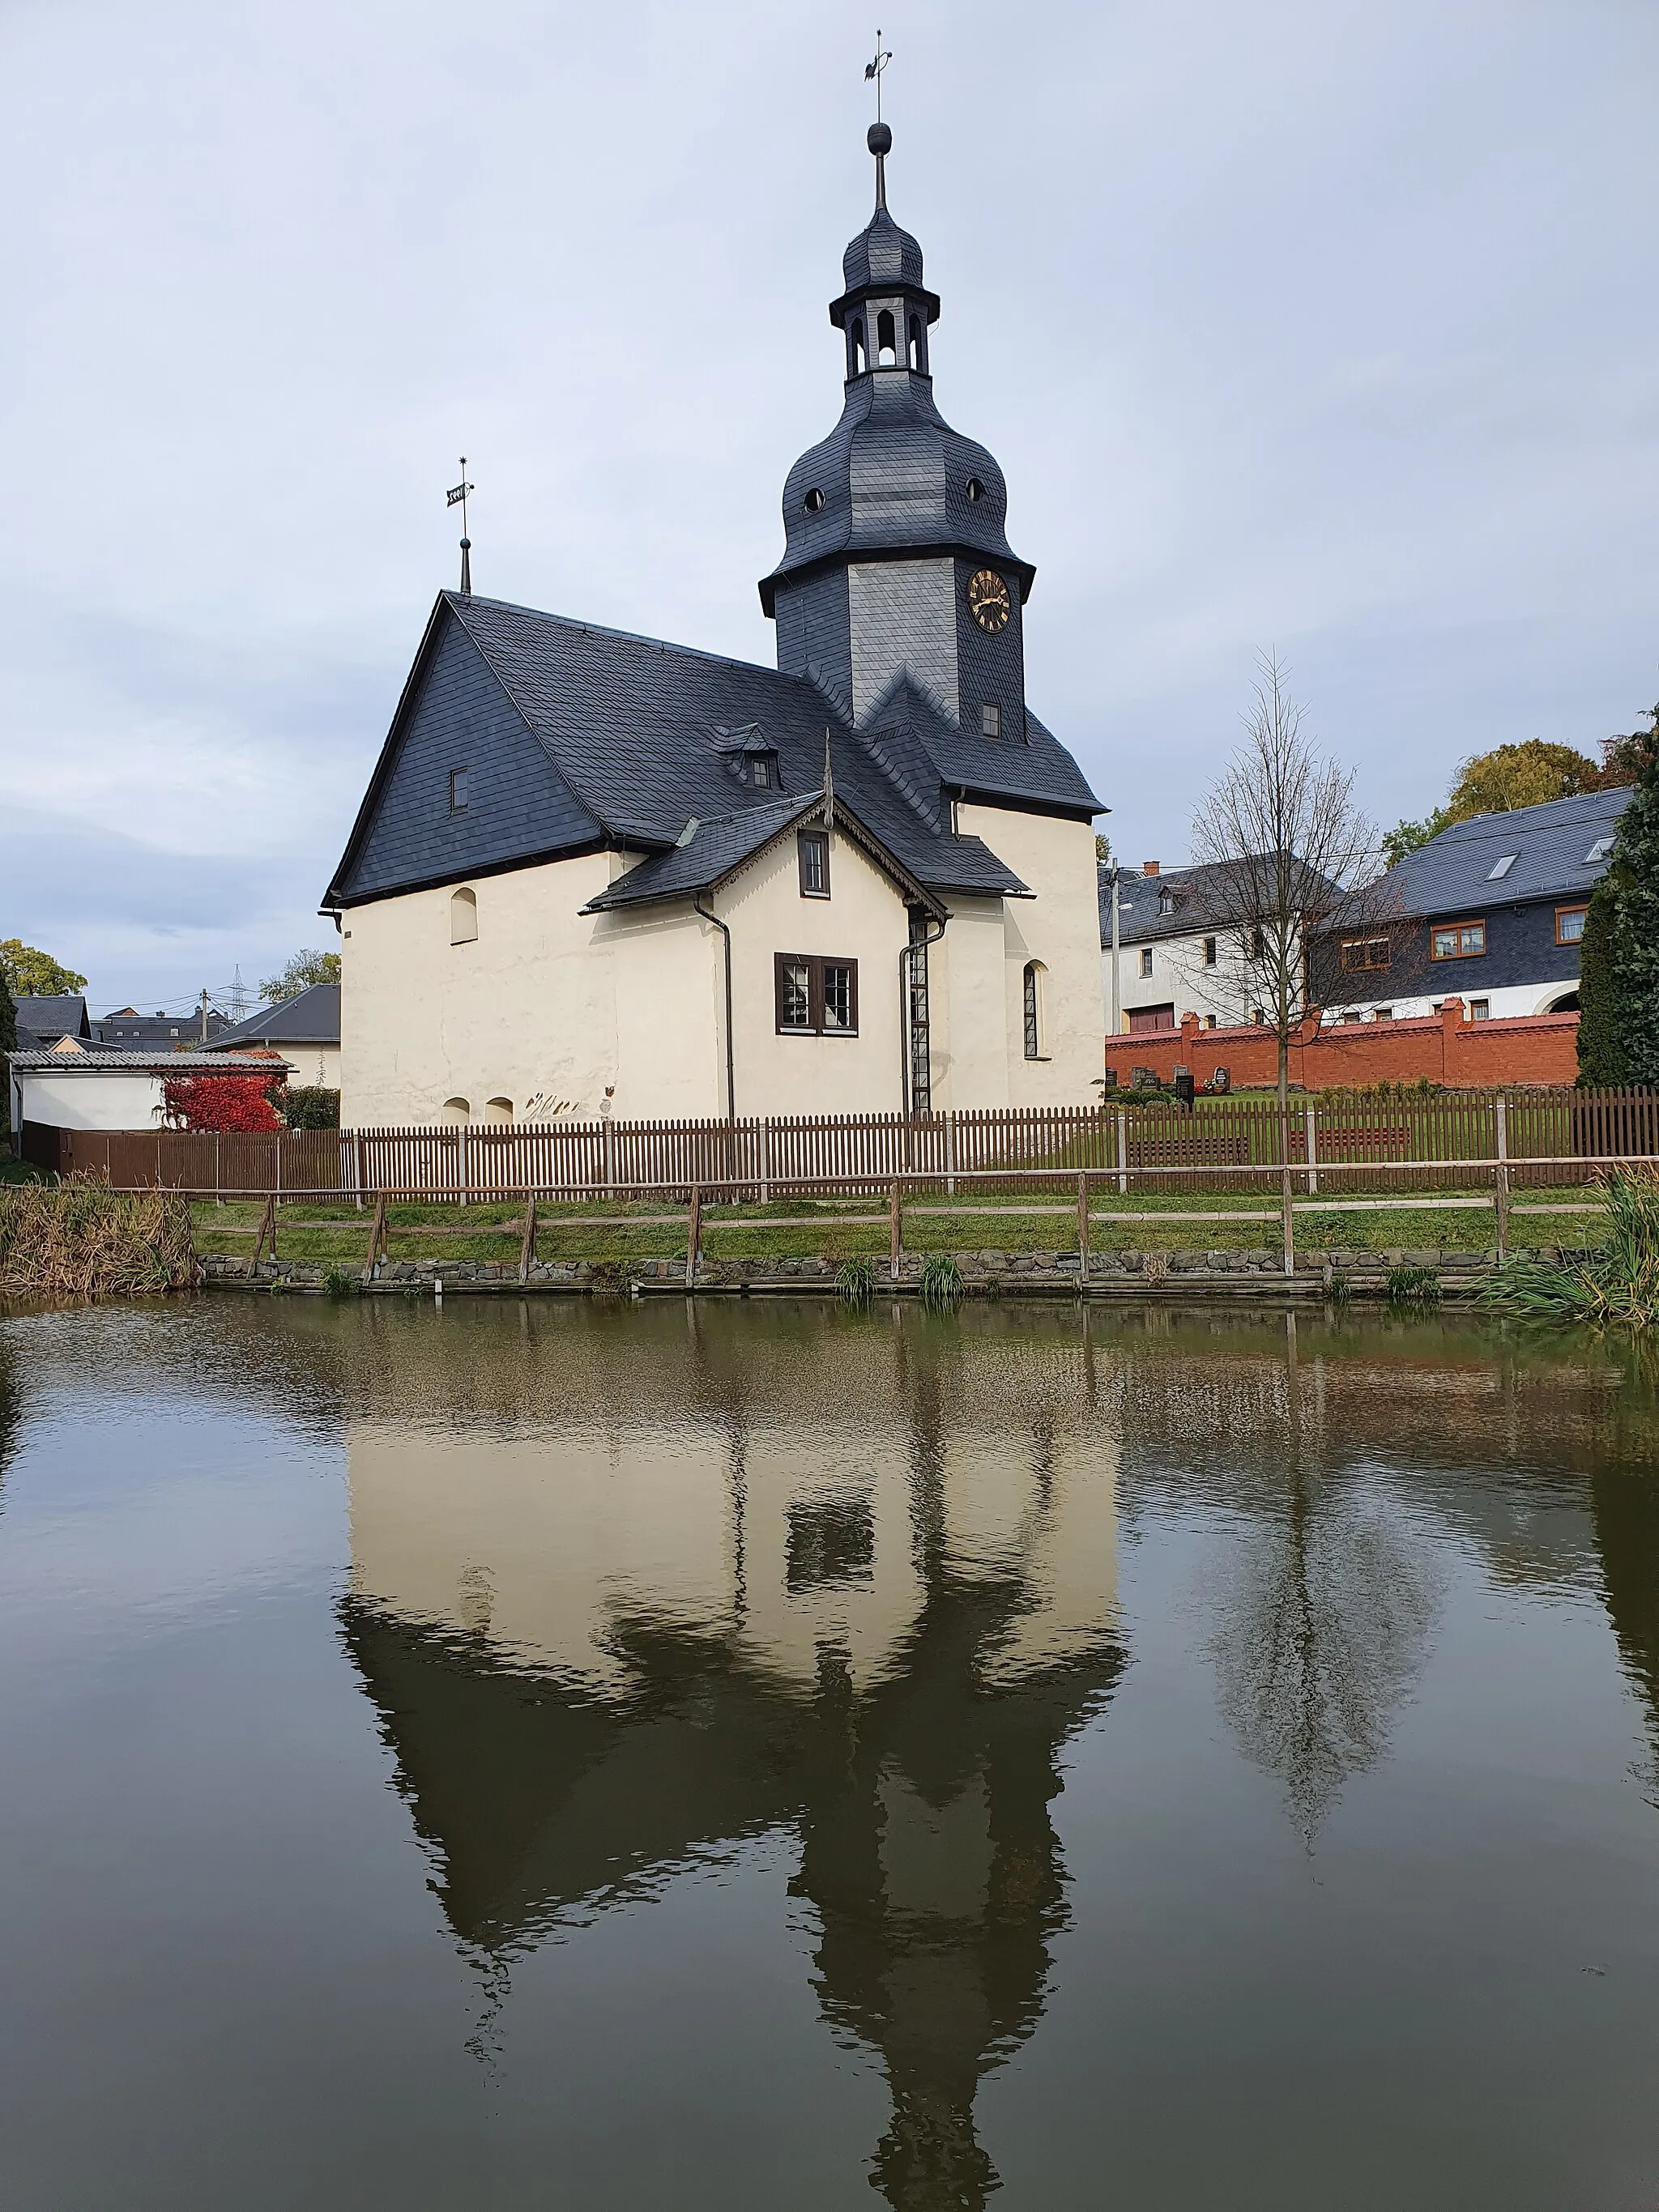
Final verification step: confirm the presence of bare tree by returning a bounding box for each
[1191,655,1379,1267]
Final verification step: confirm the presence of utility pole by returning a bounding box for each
[1109,863,1121,1037]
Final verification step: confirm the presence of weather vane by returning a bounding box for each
[864,30,891,122]
[446,457,475,595]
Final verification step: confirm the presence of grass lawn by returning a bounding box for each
[187,1186,1605,1267]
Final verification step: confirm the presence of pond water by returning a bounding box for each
[2,1295,1658,2210]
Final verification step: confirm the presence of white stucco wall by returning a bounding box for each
[1106,922,1301,1033]
[340,801,1107,1123]
[340,850,725,1126]
[955,804,1104,1104]
[713,820,911,1115]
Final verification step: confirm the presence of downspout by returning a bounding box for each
[899,913,948,1115]
[694,890,736,1121]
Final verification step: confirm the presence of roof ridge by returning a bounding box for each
[446,590,842,698]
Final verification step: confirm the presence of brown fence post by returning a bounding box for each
[1495,1094,1510,1262]
[1077,1170,1090,1278]
[519,1198,536,1285]
[1279,1106,1295,1278]
[369,1191,387,1272]
[890,1180,902,1282]
[686,1183,701,1288]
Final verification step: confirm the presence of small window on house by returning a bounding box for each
[1341,937,1391,971]
[1249,925,1265,960]
[965,477,985,502]
[803,487,825,514]
[1203,1013,1217,1029]
[1486,853,1516,880]
[907,314,920,369]
[775,953,858,1035]
[1252,1006,1265,1025]
[441,1097,470,1126]
[450,886,478,944]
[981,703,1001,739]
[1585,837,1614,863]
[1557,905,1588,944]
[852,318,867,373]
[1022,961,1043,1059]
[1139,947,1154,978]
[1469,999,1491,1020]
[1158,892,1174,916]
[876,308,897,364]
[1202,936,1217,965]
[744,754,773,787]
[1431,920,1486,960]
[484,1097,514,1124]
[798,830,830,897]
[450,767,469,812]
[1373,1007,1393,1021]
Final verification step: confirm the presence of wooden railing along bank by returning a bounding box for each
[19,1088,1659,1201]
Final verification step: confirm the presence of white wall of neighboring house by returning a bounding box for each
[1324,980,1582,1025]
[10,1068,167,1132]
[1105,923,1298,1034]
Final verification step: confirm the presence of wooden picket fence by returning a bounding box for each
[22,1087,1659,1200]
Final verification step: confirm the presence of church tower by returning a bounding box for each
[759,125,1035,743]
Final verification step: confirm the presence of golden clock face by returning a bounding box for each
[966,568,1011,634]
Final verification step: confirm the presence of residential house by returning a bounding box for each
[322,123,1104,1127]
[1100,857,1336,1034]
[95,1006,228,1050]
[206,985,340,1090]
[1310,787,1631,1022]
[13,995,92,1050]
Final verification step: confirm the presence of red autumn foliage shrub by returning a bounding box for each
[161,1074,284,1132]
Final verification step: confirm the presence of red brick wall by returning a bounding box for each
[1102,998,1579,1091]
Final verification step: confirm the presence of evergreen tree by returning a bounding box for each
[1577,710,1659,1087]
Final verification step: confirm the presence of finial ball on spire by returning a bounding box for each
[868,121,892,156]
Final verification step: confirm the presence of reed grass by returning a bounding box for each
[1486,1166,1659,1326]
[0,1175,198,1298]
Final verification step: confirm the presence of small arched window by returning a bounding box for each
[876,309,897,365]
[441,1097,471,1126]
[484,1097,514,1125]
[450,886,478,944]
[851,318,866,373]
[1022,961,1044,1060]
[803,486,825,514]
[907,314,920,369]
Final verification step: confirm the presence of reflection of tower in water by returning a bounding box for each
[339,1308,1124,2206]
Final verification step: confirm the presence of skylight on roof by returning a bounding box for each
[1486,854,1517,880]
[1585,837,1614,863]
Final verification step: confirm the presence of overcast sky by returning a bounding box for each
[3,0,1655,1014]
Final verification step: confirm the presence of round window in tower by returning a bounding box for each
[965,477,985,502]
[803,487,825,514]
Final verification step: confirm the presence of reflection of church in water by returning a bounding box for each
[339,1309,1124,2207]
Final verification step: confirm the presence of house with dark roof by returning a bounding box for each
[13,995,92,1050]
[1099,856,1341,1034]
[1308,787,1631,1022]
[322,123,1105,1127]
[205,985,340,1089]
[93,1007,228,1051]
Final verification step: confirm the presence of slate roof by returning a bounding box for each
[326,595,1094,914]
[207,983,340,1050]
[1357,787,1632,920]
[1102,858,1343,947]
[14,995,91,1041]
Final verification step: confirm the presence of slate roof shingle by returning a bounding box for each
[326,594,1094,913]
[207,983,341,1051]
[1358,787,1633,920]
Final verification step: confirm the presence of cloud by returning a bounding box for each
[2,0,1656,1004]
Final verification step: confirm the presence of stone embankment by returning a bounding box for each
[200,1247,1553,1301]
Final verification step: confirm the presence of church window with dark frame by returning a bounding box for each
[802,487,825,514]
[797,829,830,898]
[876,309,897,364]
[775,953,858,1036]
[981,703,1001,739]
[1022,961,1045,1059]
[449,767,469,812]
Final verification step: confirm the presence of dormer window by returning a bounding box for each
[1158,891,1174,915]
[449,767,469,812]
[739,754,775,789]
